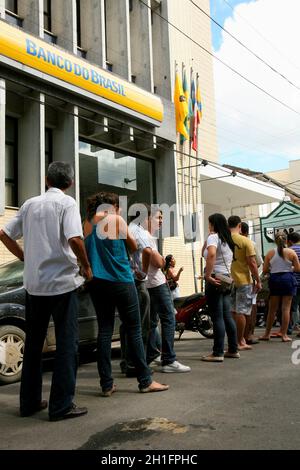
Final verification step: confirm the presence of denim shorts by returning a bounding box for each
[231,284,253,315]
[269,272,297,297]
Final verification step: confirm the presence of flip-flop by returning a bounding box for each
[270,333,282,338]
[246,339,259,345]
[140,382,169,393]
[238,345,252,350]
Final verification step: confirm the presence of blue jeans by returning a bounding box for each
[21,291,79,418]
[289,287,300,330]
[120,280,151,371]
[89,279,152,391]
[206,283,238,356]
[147,283,176,366]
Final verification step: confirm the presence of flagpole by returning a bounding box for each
[196,73,200,208]
[189,62,198,293]
[181,62,187,216]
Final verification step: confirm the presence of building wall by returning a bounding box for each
[0,0,219,299]
[267,160,300,190]
[162,0,219,295]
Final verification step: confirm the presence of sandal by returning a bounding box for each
[140,381,169,393]
[100,384,116,397]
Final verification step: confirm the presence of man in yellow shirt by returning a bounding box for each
[228,216,261,350]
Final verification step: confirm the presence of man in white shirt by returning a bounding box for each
[142,205,191,373]
[0,162,92,421]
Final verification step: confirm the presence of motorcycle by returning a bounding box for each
[174,292,214,340]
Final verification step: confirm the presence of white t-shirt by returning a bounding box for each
[204,233,233,275]
[144,234,166,289]
[128,222,152,281]
[4,188,84,296]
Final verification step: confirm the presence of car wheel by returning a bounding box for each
[0,325,25,385]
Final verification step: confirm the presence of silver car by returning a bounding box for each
[0,260,120,385]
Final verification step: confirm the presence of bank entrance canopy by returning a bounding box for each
[199,163,285,210]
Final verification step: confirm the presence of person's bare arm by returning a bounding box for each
[263,251,272,275]
[117,216,137,253]
[142,247,152,274]
[68,236,93,281]
[0,230,24,261]
[168,266,184,282]
[83,219,93,238]
[291,251,300,272]
[205,246,220,286]
[150,250,165,269]
[247,255,261,292]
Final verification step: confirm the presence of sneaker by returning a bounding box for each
[161,360,191,373]
[149,355,161,367]
[201,354,224,362]
[224,351,240,359]
[49,403,88,421]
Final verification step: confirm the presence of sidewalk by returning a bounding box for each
[1,330,299,450]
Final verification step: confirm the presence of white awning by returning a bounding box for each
[199,164,284,209]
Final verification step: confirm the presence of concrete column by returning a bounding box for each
[155,143,179,236]
[52,0,77,53]
[152,0,172,99]
[0,79,5,215]
[81,0,106,67]
[18,92,45,204]
[0,0,5,19]
[106,0,131,80]
[130,0,153,91]
[52,106,79,203]
[18,0,43,36]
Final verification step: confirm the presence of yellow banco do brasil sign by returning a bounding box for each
[0,20,163,125]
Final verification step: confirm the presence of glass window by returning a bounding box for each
[76,0,81,48]
[0,259,23,285]
[44,0,52,31]
[5,0,22,26]
[5,117,18,207]
[45,128,53,171]
[5,0,17,14]
[79,141,154,219]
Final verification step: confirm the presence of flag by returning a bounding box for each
[174,70,189,142]
[196,78,202,122]
[192,76,203,151]
[180,67,190,144]
[190,74,196,144]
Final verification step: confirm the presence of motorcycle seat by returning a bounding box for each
[174,292,205,309]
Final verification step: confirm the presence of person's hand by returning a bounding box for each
[180,267,184,272]
[253,280,262,293]
[135,270,147,281]
[81,265,93,282]
[205,275,221,286]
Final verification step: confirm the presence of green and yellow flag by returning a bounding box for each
[180,67,190,144]
[174,70,189,142]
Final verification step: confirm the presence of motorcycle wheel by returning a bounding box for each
[195,306,214,339]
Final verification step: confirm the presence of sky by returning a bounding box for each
[210,0,300,175]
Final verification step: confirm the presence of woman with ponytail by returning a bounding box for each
[259,231,300,342]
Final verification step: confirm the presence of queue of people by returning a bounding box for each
[201,213,300,362]
[1,161,299,421]
[0,162,193,422]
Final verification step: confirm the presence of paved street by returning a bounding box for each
[1,330,300,451]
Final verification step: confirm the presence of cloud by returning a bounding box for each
[213,0,300,172]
